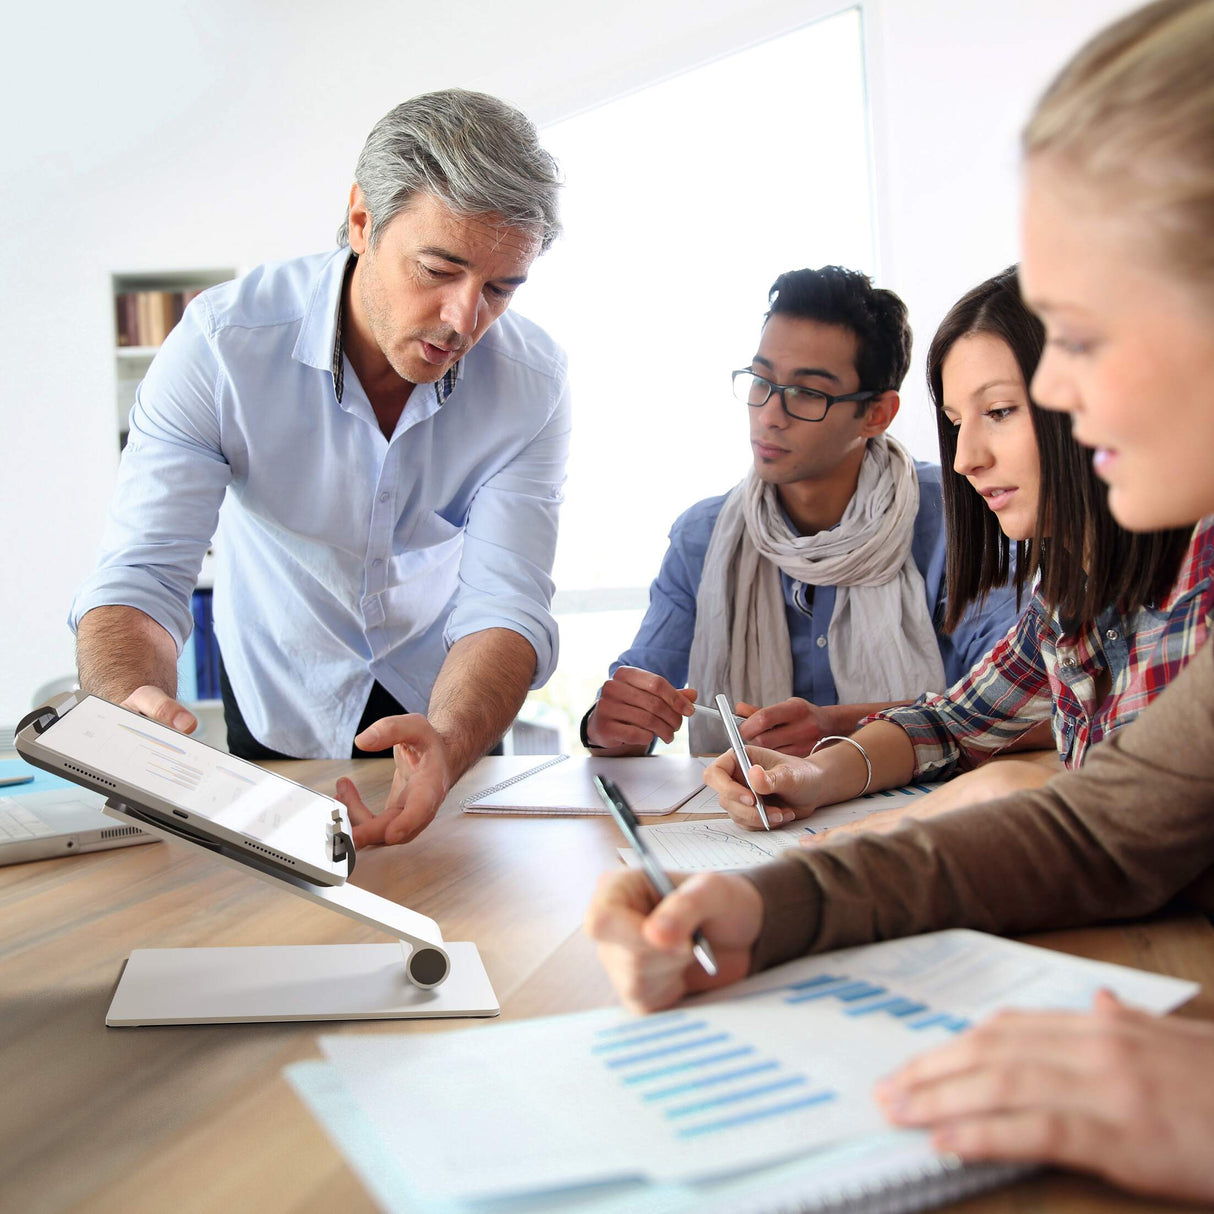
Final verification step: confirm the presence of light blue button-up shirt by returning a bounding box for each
[71,249,571,757]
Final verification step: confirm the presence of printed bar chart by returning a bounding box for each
[594,1011,838,1140]
[776,972,971,1031]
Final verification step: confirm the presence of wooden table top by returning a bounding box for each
[3,755,1212,1214]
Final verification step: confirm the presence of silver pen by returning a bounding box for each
[691,701,747,726]
[715,692,771,831]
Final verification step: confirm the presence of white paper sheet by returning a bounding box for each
[462,755,713,815]
[620,782,931,870]
[313,930,1197,1204]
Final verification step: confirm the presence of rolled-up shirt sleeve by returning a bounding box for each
[68,301,231,653]
[443,377,571,687]
[865,599,1052,781]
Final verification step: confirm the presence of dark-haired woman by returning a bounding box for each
[587,3,1214,1196]
[709,268,1212,830]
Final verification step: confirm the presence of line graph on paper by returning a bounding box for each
[623,783,934,871]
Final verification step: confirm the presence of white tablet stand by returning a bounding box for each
[101,799,499,1027]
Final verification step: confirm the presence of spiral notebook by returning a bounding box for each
[285,929,1198,1214]
[461,754,709,816]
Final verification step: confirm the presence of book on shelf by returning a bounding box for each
[190,588,221,701]
[114,287,205,348]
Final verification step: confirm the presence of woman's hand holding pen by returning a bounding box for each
[703,747,825,830]
[584,869,763,1013]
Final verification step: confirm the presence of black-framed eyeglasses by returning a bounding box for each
[731,369,877,423]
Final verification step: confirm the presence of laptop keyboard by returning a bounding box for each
[0,801,57,839]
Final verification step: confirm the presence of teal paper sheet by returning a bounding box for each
[0,758,76,795]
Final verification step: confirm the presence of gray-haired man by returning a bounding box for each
[71,90,570,847]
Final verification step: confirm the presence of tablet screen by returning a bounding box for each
[35,696,343,880]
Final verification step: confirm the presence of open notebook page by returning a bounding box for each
[622,782,932,870]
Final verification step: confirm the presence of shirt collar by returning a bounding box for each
[333,253,463,407]
[294,248,463,407]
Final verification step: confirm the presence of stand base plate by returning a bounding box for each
[106,941,498,1026]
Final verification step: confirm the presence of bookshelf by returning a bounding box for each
[112,270,234,724]
[112,268,234,448]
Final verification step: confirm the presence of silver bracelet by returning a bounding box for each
[809,734,873,797]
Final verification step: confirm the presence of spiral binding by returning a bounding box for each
[461,754,569,808]
[717,1157,1032,1214]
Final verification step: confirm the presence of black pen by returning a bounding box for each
[593,774,719,978]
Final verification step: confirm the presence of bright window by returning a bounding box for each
[517,6,875,748]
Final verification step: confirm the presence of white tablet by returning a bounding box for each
[16,692,352,886]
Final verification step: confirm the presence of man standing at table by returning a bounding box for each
[70,89,570,847]
[582,266,1019,757]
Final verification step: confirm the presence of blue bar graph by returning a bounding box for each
[592,1020,708,1054]
[641,1061,779,1102]
[665,1075,806,1119]
[603,1032,730,1069]
[845,996,928,1018]
[675,1091,836,1139]
[593,957,974,1145]
[598,1015,836,1140]
[775,973,971,1034]
[594,1010,687,1039]
[621,1046,755,1086]
[907,1011,952,1030]
[785,979,886,1004]
[784,973,843,992]
[907,1012,971,1032]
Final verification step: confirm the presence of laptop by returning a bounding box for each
[0,759,155,866]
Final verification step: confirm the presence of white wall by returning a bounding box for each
[866,0,1139,454]
[0,0,1136,726]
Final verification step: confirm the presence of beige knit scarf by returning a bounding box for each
[687,436,946,753]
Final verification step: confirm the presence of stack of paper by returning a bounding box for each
[286,930,1197,1213]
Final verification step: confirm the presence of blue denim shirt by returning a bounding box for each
[71,249,571,757]
[611,464,1021,705]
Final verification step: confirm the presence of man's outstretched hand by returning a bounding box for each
[335,714,453,847]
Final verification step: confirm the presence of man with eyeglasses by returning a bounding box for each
[582,266,1019,757]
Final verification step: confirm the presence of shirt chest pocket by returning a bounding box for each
[381,511,466,638]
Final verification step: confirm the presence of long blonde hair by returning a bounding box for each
[1024,0,1214,288]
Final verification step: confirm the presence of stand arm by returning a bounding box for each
[104,800,450,989]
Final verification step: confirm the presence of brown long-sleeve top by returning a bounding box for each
[745,637,1214,972]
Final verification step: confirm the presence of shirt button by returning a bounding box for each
[1061,657,1076,668]
[1105,628,1118,640]
[816,636,827,649]
[372,557,383,567]
[379,492,389,502]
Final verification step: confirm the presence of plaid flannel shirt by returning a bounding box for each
[870,517,1214,778]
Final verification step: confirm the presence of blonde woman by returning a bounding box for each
[586,1,1214,1200]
